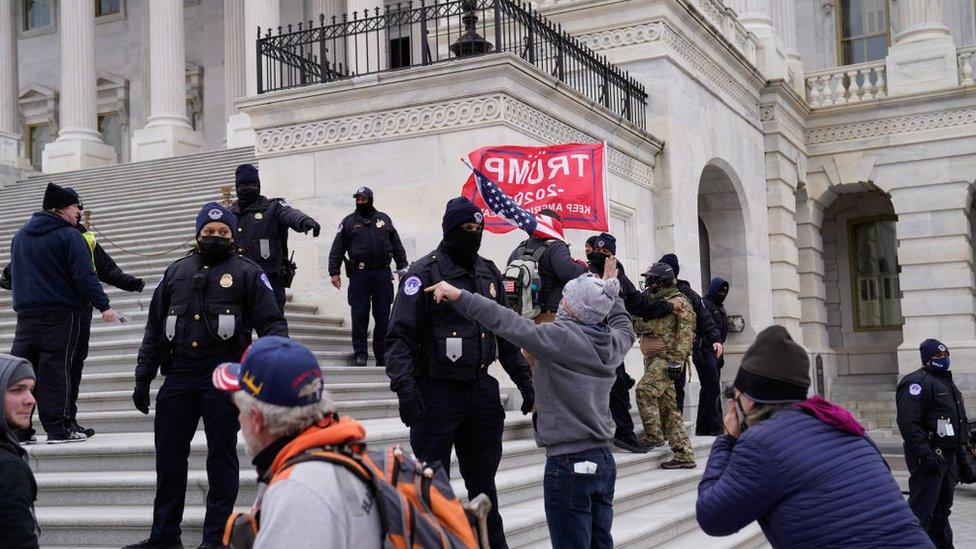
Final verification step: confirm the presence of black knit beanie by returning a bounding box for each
[734,325,810,403]
[43,182,81,210]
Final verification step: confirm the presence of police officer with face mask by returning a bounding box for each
[385,197,534,549]
[329,186,409,367]
[897,338,969,548]
[230,164,321,313]
[123,202,288,549]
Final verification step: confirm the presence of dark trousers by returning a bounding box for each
[543,447,616,549]
[609,364,635,437]
[348,268,393,362]
[10,310,86,437]
[150,375,240,544]
[410,375,507,549]
[69,309,93,426]
[907,448,957,548]
[267,273,286,314]
[691,347,723,435]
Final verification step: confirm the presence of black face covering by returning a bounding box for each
[588,252,607,273]
[198,236,234,264]
[237,185,260,206]
[440,226,483,269]
[356,200,376,218]
[714,291,728,305]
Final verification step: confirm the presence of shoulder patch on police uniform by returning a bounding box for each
[260,273,274,291]
[909,383,922,396]
[489,282,497,298]
[403,276,422,296]
[279,199,290,208]
[376,219,385,228]
[220,273,234,288]
[336,223,343,234]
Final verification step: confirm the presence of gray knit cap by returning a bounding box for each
[557,274,620,324]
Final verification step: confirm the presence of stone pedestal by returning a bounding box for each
[131,0,203,161]
[885,0,958,97]
[41,0,115,173]
[226,112,256,148]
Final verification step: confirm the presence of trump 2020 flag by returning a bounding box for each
[464,161,566,241]
[461,143,607,234]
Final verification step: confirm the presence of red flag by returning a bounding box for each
[461,143,607,234]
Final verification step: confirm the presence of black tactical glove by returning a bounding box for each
[398,391,425,427]
[302,218,322,237]
[128,278,146,293]
[518,383,535,415]
[666,362,683,382]
[132,381,151,415]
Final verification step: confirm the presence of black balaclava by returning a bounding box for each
[708,277,730,305]
[439,197,484,270]
[588,252,607,273]
[356,198,376,218]
[235,164,261,207]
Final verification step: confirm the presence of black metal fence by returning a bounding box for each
[256,0,647,128]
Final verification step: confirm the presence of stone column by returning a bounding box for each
[886,0,957,96]
[771,0,803,94]
[224,0,246,145]
[727,0,790,82]
[890,182,976,377]
[0,0,21,169]
[228,0,280,147]
[41,0,115,173]
[131,0,204,161]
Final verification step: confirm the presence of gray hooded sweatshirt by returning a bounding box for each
[457,291,636,456]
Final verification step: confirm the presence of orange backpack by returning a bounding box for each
[224,417,481,549]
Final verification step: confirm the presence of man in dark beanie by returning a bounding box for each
[329,185,408,366]
[897,338,968,547]
[657,253,723,416]
[0,354,39,548]
[386,197,532,548]
[123,202,288,549]
[9,182,117,443]
[229,163,322,313]
[697,325,932,547]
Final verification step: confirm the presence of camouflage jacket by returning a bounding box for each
[633,286,696,364]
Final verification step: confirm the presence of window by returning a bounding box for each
[837,0,889,65]
[26,124,51,171]
[98,114,122,162]
[22,0,52,31]
[95,0,121,16]
[849,216,902,330]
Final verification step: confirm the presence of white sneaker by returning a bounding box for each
[46,430,88,444]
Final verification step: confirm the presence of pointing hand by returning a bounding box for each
[425,281,462,303]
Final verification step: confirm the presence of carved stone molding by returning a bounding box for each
[578,20,761,123]
[760,103,805,148]
[806,106,976,145]
[255,94,655,187]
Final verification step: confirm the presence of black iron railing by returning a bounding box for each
[256,0,647,128]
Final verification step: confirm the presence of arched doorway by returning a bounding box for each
[697,163,751,345]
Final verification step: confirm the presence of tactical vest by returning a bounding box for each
[633,286,683,336]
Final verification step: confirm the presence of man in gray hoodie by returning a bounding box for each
[0,354,39,548]
[425,257,635,548]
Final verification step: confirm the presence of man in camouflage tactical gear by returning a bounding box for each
[633,262,697,469]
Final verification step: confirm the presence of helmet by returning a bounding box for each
[642,262,675,287]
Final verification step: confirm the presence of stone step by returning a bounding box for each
[65,349,363,375]
[0,192,224,226]
[79,364,390,392]
[655,520,768,549]
[0,228,198,257]
[27,416,535,474]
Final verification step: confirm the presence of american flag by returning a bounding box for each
[466,163,565,242]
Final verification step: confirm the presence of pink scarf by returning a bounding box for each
[795,395,866,437]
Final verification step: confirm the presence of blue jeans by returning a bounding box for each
[543,447,616,549]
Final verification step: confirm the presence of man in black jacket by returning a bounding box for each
[230,164,321,312]
[657,254,723,413]
[0,354,39,549]
[695,277,729,435]
[329,186,409,367]
[9,183,118,444]
[897,338,969,548]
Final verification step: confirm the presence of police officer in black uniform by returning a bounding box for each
[897,338,969,548]
[123,202,288,549]
[329,186,408,366]
[386,197,534,549]
[229,164,321,313]
[586,233,676,454]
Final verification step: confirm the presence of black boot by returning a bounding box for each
[122,539,184,549]
[612,431,649,454]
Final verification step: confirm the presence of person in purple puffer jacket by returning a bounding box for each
[696,325,933,548]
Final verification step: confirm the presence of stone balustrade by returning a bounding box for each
[959,46,976,86]
[688,0,760,67]
[805,61,888,108]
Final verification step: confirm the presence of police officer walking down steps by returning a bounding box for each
[230,164,321,313]
[385,197,534,549]
[9,182,118,444]
[329,186,408,367]
[897,338,969,548]
[124,202,288,549]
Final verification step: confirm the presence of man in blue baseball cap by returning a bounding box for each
[213,336,381,548]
